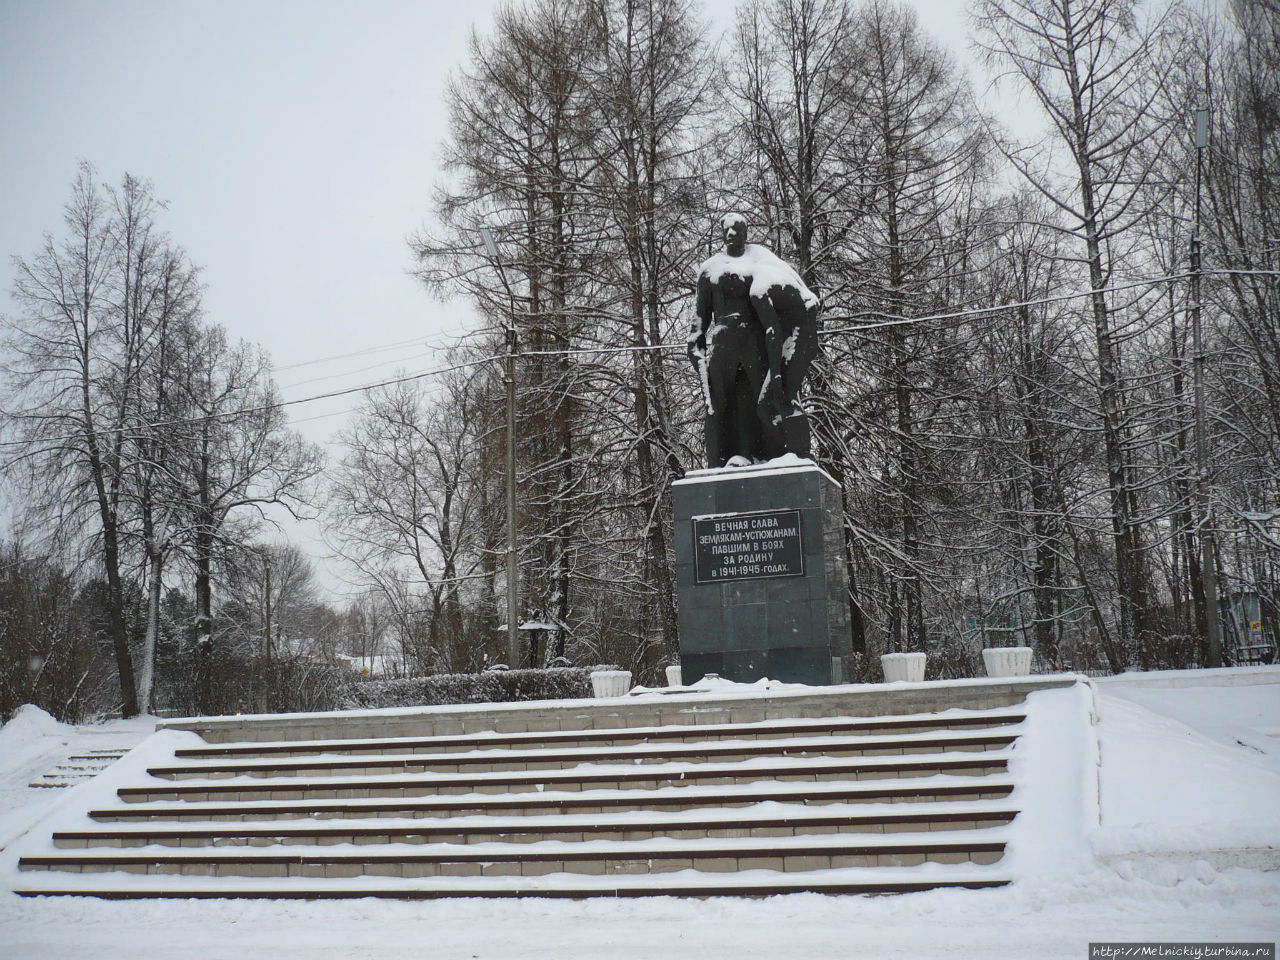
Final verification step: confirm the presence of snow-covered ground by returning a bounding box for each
[0,669,1276,959]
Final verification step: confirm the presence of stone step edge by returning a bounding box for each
[14,876,1012,899]
[56,807,1019,846]
[151,732,1018,779]
[119,756,1010,801]
[92,781,1017,820]
[21,837,1007,870]
[172,713,1028,760]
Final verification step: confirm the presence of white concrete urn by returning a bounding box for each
[982,646,1032,677]
[665,665,683,687]
[880,652,926,683]
[590,670,632,698]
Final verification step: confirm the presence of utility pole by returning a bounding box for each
[480,227,521,669]
[1191,104,1223,668]
[264,554,273,667]
[505,325,519,669]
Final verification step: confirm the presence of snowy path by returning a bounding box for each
[1,867,1274,960]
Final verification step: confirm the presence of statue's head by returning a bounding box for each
[720,213,748,256]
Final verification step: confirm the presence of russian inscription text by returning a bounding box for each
[692,509,804,584]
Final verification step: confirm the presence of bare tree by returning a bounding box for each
[1,165,177,716]
[578,0,712,657]
[1146,0,1280,661]
[127,250,202,714]
[218,541,318,659]
[0,539,118,722]
[167,320,322,710]
[329,373,484,673]
[415,0,677,669]
[343,590,394,673]
[845,0,989,652]
[973,0,1176,661]
[729,0,864,283]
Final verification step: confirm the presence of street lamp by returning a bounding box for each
[479,227,521,669]
[1190,105,1223,668]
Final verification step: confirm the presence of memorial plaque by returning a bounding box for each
[692,509,804,584]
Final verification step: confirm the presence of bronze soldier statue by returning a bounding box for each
[689,213,821,468]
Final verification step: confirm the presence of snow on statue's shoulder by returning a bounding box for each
[698,245,819,309]
[742,244,820,309]
[698,250,749,283]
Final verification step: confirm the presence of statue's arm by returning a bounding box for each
[689,271,712,363]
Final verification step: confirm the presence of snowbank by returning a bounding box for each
[1003,684,1098,880]
[0,706,68,780]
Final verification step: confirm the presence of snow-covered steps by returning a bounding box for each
[21,830,1008,878]
[168,710,1027,760]
[14,678,1090,899]
[115,751,1012,804]
[146,728,1019,781]
[28,749,130,789]
[54,800,1019,847]
[11,864,1011,899]
[87,777,1015,822]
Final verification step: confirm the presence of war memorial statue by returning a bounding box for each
[672,213,851,686]
[687,212,821,469]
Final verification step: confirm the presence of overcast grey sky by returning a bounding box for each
[0,0,995,595]
[0,0,464,429]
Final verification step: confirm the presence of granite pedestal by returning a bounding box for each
[672,458,852,685]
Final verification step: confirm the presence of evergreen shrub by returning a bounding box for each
[342,665,619,709]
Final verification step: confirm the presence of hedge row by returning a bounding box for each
[340,665,619,710]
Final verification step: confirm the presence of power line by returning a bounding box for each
[824,272,1193,332]
[520,343,674,359]
[0,355,502,450]
[273,334,458,373]
[3,268,1275,452]
[278,347,443,393]
[1211,268,1280,278]
[238,265,1280,386]
[823,267,1278,333]
[0,272,1214,451]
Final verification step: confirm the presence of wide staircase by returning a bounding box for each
[13,679,1073,899]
